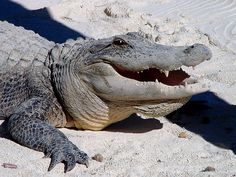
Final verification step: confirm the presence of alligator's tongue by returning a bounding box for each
[115,67,190,86]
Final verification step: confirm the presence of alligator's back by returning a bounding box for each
[0,21,55,118]
[0,21,55,70]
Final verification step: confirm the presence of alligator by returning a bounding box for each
[0,21,212,172]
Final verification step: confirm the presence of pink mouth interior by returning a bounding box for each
[115,67,190,86]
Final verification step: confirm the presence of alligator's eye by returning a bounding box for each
[112,38,128,46]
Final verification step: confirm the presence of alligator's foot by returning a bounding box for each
[7,98,89,173]
[45,142,89,172]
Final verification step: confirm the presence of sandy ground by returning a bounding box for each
[1,0,236,176]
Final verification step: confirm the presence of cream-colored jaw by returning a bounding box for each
[82,62,209,101]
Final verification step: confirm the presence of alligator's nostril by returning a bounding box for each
[184,45,195,54]
[206,55,211,61]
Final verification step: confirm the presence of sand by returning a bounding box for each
[1,0,236,176]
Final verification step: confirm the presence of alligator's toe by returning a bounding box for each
[64,153,76,173]
[48,150,64,171]
[76,151,89,167]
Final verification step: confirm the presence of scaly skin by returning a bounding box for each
[0,21,212,172]
[1,66,89,172]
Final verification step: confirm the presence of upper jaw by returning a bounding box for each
[96,43,212,73]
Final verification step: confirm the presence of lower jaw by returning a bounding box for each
[71,97,191,131]
[134,97,191,119]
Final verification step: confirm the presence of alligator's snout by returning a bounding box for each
[182,43,212,67]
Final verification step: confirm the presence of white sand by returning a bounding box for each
[1,0,236,176]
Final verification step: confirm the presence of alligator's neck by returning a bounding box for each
[51,61,111,130]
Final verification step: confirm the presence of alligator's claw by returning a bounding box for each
[47,142,89,172]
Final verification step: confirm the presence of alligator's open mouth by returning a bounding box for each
[114,66,190,86]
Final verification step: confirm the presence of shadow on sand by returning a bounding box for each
[105,114,163,133]
[167,92,236,153]
[0,0,85,43]
[106,92,236,154]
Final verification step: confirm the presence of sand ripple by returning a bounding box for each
[151,0,236,52]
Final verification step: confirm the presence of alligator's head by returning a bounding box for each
[51,32,212,130]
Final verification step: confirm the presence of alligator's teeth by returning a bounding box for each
[155,79,159,83]
[140,70,143,73]
[164,70,169,77]
[179,67,181,70]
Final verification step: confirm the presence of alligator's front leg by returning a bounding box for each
[6,97,89,172]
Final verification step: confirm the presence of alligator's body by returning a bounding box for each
[0,21,212,172]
